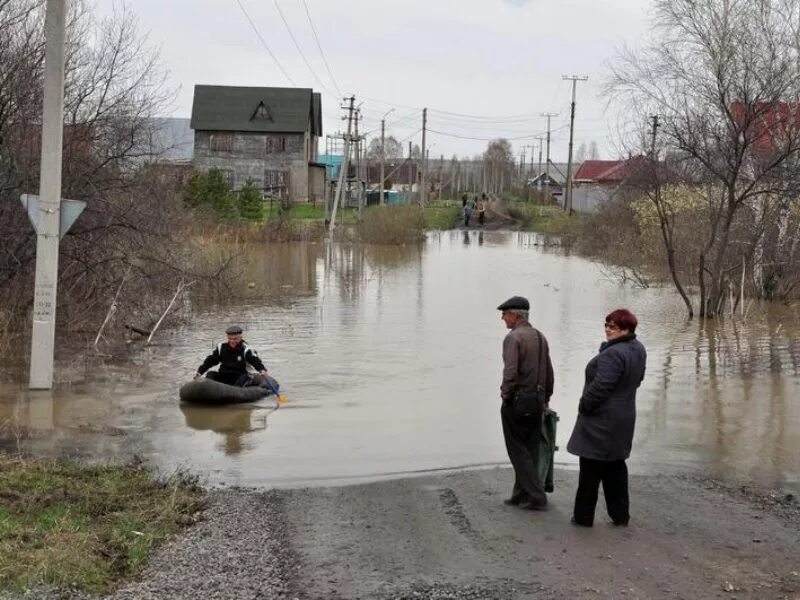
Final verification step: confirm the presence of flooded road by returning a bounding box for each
[1,231,799,490]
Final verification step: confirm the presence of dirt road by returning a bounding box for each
[273,468,799,599]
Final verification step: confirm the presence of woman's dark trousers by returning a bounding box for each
[573,457,629,526]
[501,403,547,507]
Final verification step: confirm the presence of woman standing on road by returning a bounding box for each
[567,309,646,527]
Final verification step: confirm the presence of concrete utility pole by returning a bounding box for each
[329,96,355,235]
[541,112,558,199]
[536,137,544,180]
[380,108,394,205]
[29,0,68,390]
[420,108,427,205]
[562,75,589,215]
[649,114,660,160]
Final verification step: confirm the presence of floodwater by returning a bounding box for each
[1,231,799,491]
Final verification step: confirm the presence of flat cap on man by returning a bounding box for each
[497,296,530,311]
[225,325,243,335]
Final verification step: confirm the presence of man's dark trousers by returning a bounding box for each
[501,401,547,507]
[573,457,629,526]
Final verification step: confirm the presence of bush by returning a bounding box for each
[357,205,426,244]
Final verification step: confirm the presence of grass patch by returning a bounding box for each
[422,206,460,230]
[0,456,206,595]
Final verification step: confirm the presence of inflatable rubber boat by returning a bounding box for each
[179,375,281,405]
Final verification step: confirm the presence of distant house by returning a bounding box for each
[570,158,646,213]
[190,85,324,202]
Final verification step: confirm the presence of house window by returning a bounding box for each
[209,132,233,152]
[220,169,235,188]
[266,136,287,154]
[264,169,287,195]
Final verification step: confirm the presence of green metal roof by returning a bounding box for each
[190,85,322,134]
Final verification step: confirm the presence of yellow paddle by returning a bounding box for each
[264,377,287,405]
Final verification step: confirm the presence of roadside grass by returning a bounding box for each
[0,456,206,595]
[506,202,585,235]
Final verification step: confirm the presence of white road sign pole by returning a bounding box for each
[29,0,68,390]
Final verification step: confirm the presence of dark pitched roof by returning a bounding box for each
[190,85,322,134]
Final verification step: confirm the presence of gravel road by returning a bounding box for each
[8,467,800,600]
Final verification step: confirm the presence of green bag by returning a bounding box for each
[539,410,559,493]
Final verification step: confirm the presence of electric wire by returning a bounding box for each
[273,0,335,97]
[233,0,296,86]
[300,0,343,97]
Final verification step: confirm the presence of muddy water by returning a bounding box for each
[1,231,799,490]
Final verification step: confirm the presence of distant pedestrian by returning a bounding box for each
[463,203,473,227]
[478,201,486,225]
[498,296,554,511]
[462,193,468,208]
[567,308,647,527]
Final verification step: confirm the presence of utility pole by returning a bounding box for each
[649,114,660,160]
[380,108,394,206]
[536,137,544,179]
[329,96,355,235]
[408,141,412,191]
[29,0,68,389]
[562,75,589,215]
[420,108,427,205]
[541,112,558,199]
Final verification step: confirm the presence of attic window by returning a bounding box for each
[252,101,273,122]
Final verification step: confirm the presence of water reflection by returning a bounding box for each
[1,232,798,490]
[180,405,269,455]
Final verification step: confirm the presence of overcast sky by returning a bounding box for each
[95,0,652,161]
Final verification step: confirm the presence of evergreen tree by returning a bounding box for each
[238,181,264,221]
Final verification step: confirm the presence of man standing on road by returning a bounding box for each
[498,296,554,510]
[194,325,268,387]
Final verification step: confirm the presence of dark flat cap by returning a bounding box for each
[497,296,529,311]
[225,325,243,335]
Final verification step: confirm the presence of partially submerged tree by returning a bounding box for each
[608,0,800,318]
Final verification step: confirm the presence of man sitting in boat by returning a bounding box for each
[194,325,268,387]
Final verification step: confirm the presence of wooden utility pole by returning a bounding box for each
[562,75,589,215]
[420,108,427,205]
[649,114,660,159]
[329,96,355,234]
[541,112,558,199]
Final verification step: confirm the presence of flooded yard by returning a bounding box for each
[1,231,799,490]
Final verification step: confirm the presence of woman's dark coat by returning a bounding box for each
[567,334,647,461]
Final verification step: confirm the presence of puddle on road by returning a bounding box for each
[1,231,799,490]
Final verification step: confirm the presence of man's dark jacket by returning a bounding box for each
[501,320,554,404]
[567,334,646,461]
[197,341,266,376]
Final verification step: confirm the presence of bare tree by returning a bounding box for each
[366,135,403,161]
[483,139,514,195]
[608,0,800,318]
[0,1,227,356]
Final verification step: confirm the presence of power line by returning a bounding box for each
[427,124,568,142]
[272,0,334,96]
[300,0,342,97]
[233,0,295,86]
